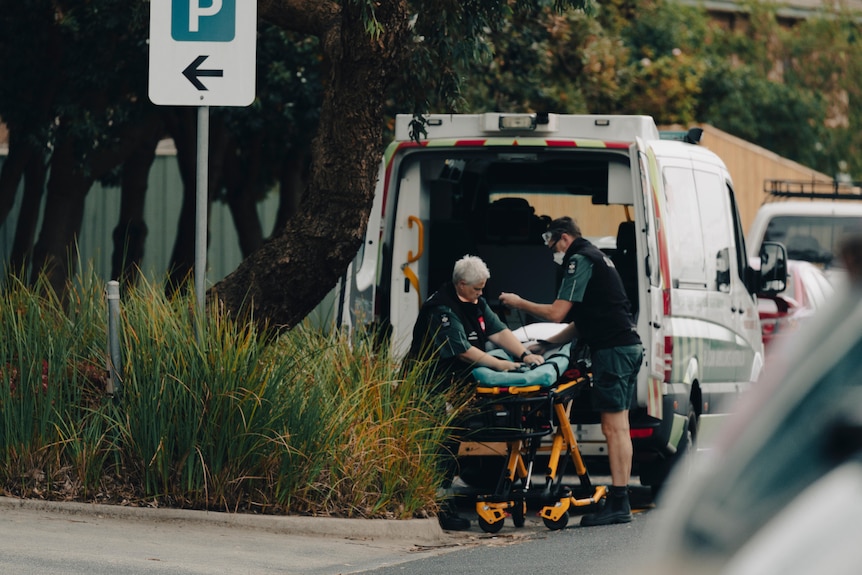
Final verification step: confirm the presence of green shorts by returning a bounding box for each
[590,344,643,412]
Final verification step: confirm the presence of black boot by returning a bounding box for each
[580,486,632,526]
[438,500,470,531]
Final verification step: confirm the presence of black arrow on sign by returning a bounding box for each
[182,55,223,91]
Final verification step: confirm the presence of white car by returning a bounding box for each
[747,190,862,287]
[642,237,862,575]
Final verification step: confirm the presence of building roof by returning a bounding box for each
[679,0,862,19]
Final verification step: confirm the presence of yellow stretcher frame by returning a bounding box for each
[470,376,607,532]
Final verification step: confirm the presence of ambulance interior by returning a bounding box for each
[408,149,639,330]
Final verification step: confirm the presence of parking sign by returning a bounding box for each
[149,0,256,107]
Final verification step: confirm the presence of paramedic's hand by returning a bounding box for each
[528,340,556,355]
[499,292,523,309]
[522,353,544,366]
[497,359,521,371]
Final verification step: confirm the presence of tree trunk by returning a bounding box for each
[163,108,230,293]
[223,134,265,257]
[29,136,93,294]
[30,110,168,294]
[112,121,163,286]
[8,149,48,274]
[0,130,36,227]
[272,150,308,236]
[213,1,411,330]
[162,108,198,290]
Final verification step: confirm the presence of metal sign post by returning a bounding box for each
[195,106,209,314]
[148,1,256,313]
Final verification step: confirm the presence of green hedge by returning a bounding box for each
[0,273,453,518]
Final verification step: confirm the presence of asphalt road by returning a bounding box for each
[357,505,653,575]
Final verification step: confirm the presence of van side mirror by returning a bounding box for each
[757,241,788,295]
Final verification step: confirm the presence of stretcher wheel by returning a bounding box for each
[542,512,569,531]
[512,501,527,528]
[478,515,505,534]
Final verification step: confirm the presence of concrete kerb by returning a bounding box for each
[0,496,448,545]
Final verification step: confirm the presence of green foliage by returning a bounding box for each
[118,280,281,504]
[623,50,707,124]
[621,0,708,60]
[0,1,150,181]
[0,271,450,518]
[457,7,605,113]
[697,62,830,166]
[215,24,322,203]
[455,0,711,119]
[453,0,862,178]
[694,1,862,176]
[267,326,451,516]
[395,0,591,113]
[0,272,106,495]
[351,0,386,39]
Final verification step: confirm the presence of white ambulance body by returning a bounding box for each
[339,113,773,490]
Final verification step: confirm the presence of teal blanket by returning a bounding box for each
[472,343,571,388]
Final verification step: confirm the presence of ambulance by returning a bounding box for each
[336,113,786,492]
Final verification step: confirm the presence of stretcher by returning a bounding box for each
[465,344,606,532]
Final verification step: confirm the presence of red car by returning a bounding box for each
[758,259,834,349]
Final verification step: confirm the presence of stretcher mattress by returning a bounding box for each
[471,343,571,388]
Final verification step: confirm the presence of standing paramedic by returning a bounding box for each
[408,254,544,531]
[499,216,643,526]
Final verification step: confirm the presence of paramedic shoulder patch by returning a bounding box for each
[439,312,451,327]
[566,259,577,276]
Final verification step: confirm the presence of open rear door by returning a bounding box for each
[635,140,667,420]
[387,160,430,357]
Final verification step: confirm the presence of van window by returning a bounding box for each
[663,167,707,287]
[727,182,749,285]
[694,170,733,291]
[637,153,661,288]
[663,167,735,291]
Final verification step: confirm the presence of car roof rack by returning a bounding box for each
[764,179,862,201]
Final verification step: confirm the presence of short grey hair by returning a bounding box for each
[452,255,490,285]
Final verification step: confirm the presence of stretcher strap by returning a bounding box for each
[542,352,568,381]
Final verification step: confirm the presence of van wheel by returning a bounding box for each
[678,402,699,458]
[648,402,698,499]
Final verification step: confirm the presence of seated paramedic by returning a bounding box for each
[499,216,643,526]
[408,254,544,531]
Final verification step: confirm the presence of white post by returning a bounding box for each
[105,280,123,398]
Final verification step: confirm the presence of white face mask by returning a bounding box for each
[553,251,565,266]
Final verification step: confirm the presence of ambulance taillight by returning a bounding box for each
[663,336,674,383]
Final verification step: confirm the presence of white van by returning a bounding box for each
[338,113,785,491]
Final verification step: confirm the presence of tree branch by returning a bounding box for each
[258,0,340,38]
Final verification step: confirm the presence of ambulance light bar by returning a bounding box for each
[487,113,556,133]
[498,115,536,130]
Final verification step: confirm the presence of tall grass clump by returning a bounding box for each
[0,271,108,496]
[268,325,454,518]
[117,278,295,510]
[2,270,457,520]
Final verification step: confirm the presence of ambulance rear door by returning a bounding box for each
[635,139,668,421]
[385,152,431,357]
